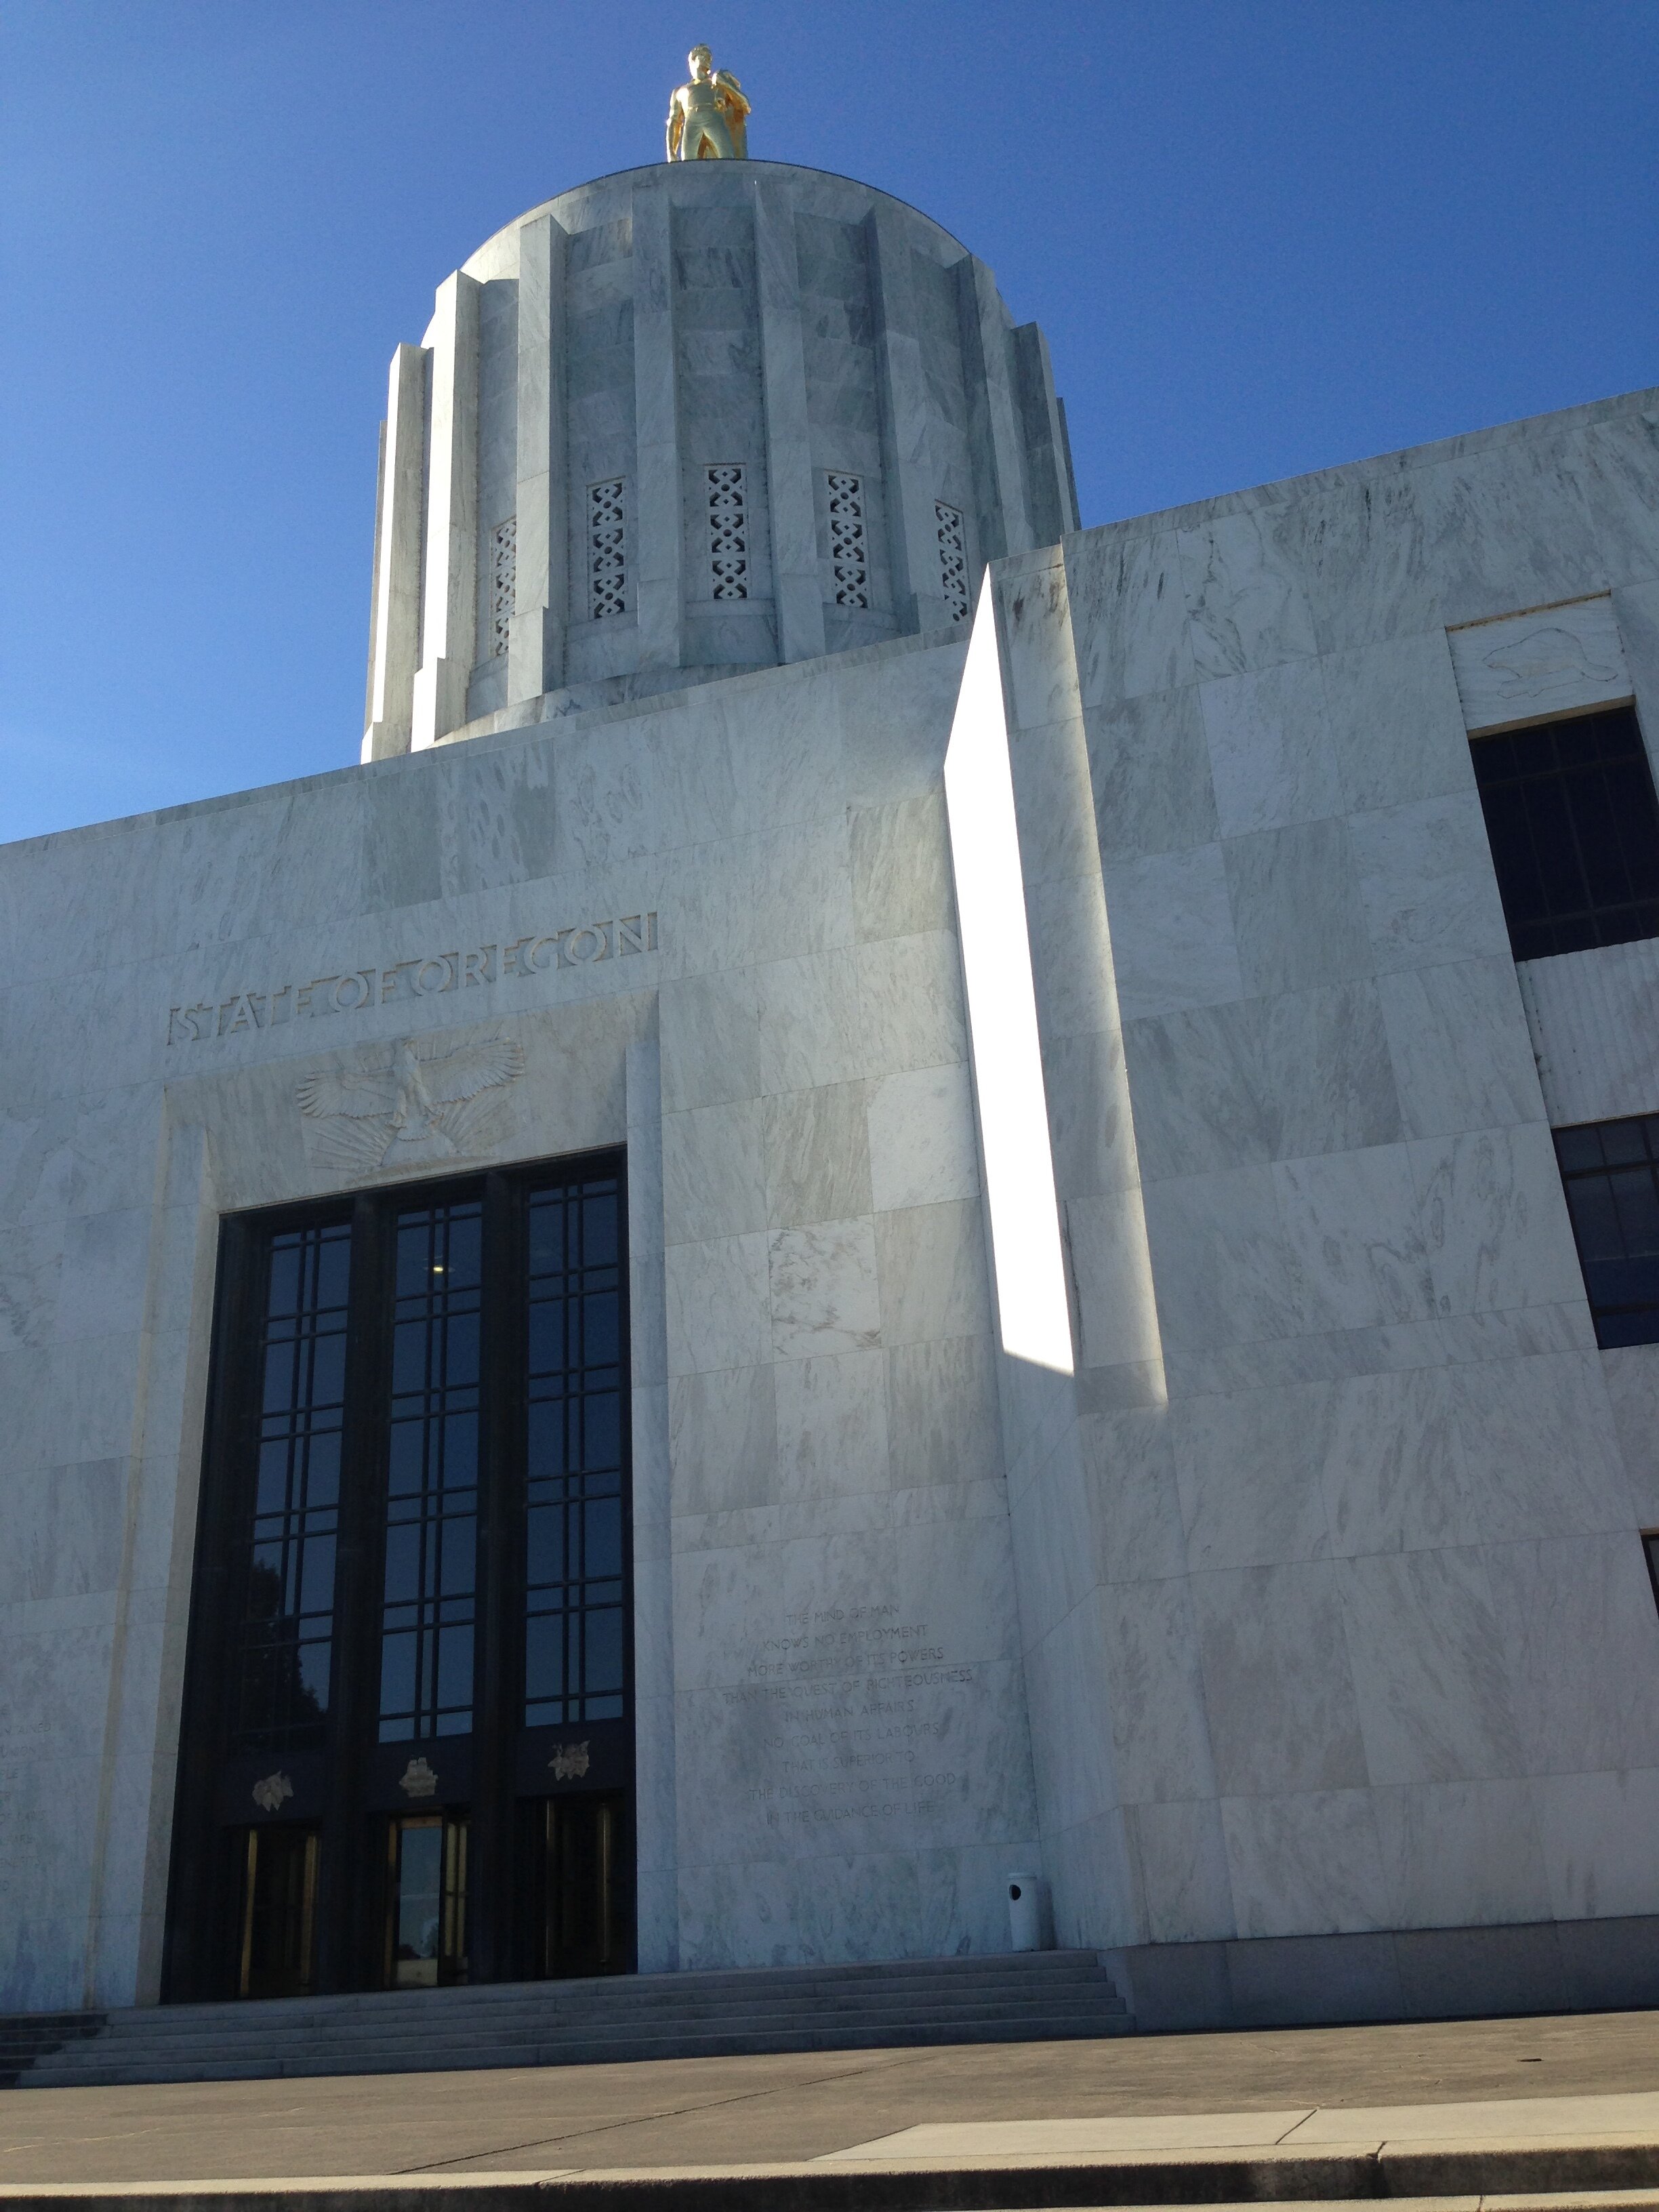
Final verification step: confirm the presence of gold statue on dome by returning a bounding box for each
[665,45,750,161]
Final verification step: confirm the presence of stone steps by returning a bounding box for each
[16,1952,1131,2087]
[0,2013,105,2089]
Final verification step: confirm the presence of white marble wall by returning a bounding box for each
[0,614,1040,2009]
[651,638,1040,1964]
[998,384,1659,1952]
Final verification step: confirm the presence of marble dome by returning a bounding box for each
[363,161,1078,756]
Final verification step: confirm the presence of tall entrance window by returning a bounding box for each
[380,1202,481,1743]
[166,1155,634,2003]
[525,1178,626,1727]
[239,1222,349,1749]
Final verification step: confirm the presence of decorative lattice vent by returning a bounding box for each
[489,518,516,657]
[589,479,627,619]
[935,502,968,623]
[827,473,869,609]
[708,465,748,600]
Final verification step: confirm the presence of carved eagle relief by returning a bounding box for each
[296,1034,526,1172]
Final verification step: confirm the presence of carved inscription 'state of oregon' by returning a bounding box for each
[729,1605,968,1829]
[167,913,659,1046]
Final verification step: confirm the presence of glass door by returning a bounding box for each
[385,1813,469,1987]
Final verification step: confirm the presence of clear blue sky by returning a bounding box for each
[2,1,1654,844]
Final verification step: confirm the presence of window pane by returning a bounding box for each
[527,1397,569,1477]
[300,1533,336,1616]
[583,1290,619,1368]
[267,1240,301,1318]
[1475,708,1659,962]
[583,1192,618,1265]
[383,1522,420,1604]
[308,1331,346,1409]
[1556,1118,1659,1348]
[443,1410,478,1486]
[445,1311,480,1389]
[525,1612,565,1704]
[256,1441,289,1515]
[439,1516,475,1597]
[583,1607,624,1702]
[527,1500,565,1587]
[392,1319,427,1396]
[1609,762,1659,896]
[1601,1120,1650,1165]
[435,1622,474,1716]
[585,1496,623,1580]
[1525,777,1588,915]
[263,1340,298,1414]
[1610,1168,1659,1257]
[583,1391,621,1473]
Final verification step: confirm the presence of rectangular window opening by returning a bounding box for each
[1554,1112,1659,1348]
[1472,704,1659,962]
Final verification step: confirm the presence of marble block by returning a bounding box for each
[1449,594,1630,733]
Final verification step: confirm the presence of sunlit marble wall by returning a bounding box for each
[997,384,1659,1957]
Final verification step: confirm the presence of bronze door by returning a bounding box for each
[237,1824,320,1999]
[533,1792,628,1978]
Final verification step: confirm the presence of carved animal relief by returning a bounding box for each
[1481,624,1620,697]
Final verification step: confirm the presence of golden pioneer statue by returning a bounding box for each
[665,45,750,161]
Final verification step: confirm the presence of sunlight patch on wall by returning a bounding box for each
[943,584,1074,1375]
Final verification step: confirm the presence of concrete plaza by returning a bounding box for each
[8,2011,1659,2185]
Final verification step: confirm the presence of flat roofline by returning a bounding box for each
[1068,380,1659,548]
[5,379,1654,863]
